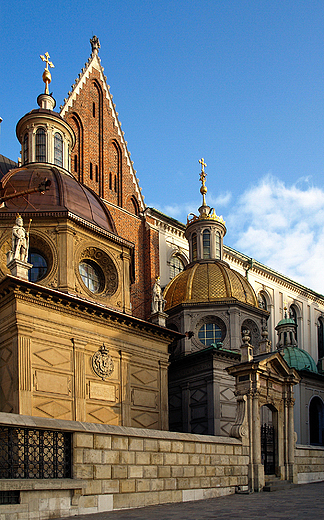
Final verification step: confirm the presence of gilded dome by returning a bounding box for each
[0,167,116,233]
[164,260,258,310]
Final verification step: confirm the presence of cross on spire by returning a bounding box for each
[199,157,207,173]
[40,52,54,94]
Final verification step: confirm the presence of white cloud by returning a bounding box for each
[228,175,324,294]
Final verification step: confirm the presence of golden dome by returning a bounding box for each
[164,261,258,310]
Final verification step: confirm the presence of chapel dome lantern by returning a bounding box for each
[16,52,75,171]
[185,158,226,263]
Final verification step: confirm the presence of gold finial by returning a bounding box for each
[40,52,54,94]
[199,158,207,206]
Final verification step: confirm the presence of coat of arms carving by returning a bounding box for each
[92,344,114,380]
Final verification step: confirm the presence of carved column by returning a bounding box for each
[18,336,32,415]
[120,351,131,426]
[72,338,87,422]
[287,394,296,482]
[252,390,264,491]
[121,250,131,315]
[159,359,169,430]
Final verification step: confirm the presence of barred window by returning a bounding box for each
[54,133,63,167]
[198,323,222,346]
[35,128,46,162]
[203,229,211,259]
[170,256,184,280]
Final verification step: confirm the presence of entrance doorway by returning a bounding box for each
[261,405,276,475]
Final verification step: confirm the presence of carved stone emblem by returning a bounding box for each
[92,344,114,380]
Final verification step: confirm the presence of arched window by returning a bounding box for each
[114,175,117,192]
[35,128,46,162]
[90,162,93,180]
[192,233,197,262]
[170,256,185,280]
[309,396,324,445]
[28,251,48,282]
[258,293,267,310]
[318,319,324,360]
[54,133,63,167]
[215,231,221,259]
[203,229,211,259]
[23,133,28,164]
[109,172,112,190]
[92,102,96,117]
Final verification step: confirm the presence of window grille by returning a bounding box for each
[0,426,72,479]
[35,128,46,162]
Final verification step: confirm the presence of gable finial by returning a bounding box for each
[40,52,54,95]
[90,35,101,55]
[199,157,208,206]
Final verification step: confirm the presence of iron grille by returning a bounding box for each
[261,424,275,475]
[0,426,72,479]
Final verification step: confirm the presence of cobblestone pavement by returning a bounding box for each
[56,481,324,520]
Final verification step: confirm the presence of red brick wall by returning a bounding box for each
[63,65,159,320]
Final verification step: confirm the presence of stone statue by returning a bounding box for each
[152,277,166,313]
[12,215,29,262]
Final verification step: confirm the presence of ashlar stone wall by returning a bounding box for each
[0,413,248,519]
[295,445,324,484]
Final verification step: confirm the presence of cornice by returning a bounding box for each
[0,276,181,342]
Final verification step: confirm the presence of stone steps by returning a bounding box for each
[263,477,296,492]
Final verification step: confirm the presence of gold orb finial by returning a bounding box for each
[199,158,207,206]
[40,52,54,94]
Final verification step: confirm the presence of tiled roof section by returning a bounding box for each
[0,155,18,179]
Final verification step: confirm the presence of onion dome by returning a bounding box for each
[164,260,258,311]
[0,166,116,233]
[281,346,318,373]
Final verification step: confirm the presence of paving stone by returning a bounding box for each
[54,481,324,520]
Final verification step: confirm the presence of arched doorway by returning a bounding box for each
[261,404,277,475]
[309,396,324,445]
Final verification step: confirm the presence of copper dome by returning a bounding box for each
[0,167,116,233]
[164,260,258,310]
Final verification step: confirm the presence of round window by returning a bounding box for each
[28,252,48,282]
[79,260,103,293]
[198,323,223,346]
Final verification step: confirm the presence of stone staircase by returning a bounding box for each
[263,475,296,492]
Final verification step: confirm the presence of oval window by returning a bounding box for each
[28,252,48,282]
[79,260,103,293]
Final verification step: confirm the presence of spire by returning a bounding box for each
[185,159,227,262]
[40,52,54,95]
[38,52,56,110]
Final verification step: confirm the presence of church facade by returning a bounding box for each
[0,35,323,454]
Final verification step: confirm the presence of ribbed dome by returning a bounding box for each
[164,260,258,310]
[282,346,317,373]
[0,167,116,233]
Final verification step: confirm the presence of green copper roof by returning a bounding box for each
[282,346,317,373]
[276,317,296,327]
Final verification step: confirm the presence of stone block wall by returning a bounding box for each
[0,413,248,519]
[295,444,324,484]
[73,427,248,513]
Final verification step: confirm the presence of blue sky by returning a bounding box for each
[2,1,324,292]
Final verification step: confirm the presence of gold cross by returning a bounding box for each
[199,158,207,173]
[40,52,54,70]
